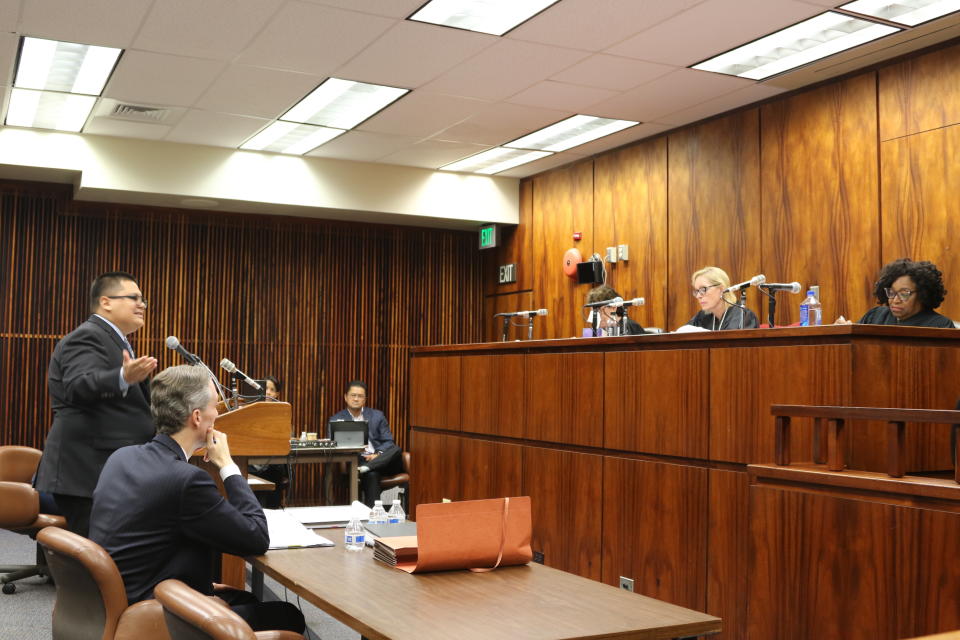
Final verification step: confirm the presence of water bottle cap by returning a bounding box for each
[392,499,400,504]
[374,500,383,506]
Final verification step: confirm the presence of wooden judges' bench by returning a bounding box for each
[407,325,960,640]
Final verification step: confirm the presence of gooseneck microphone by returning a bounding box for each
[760,282,802,294]
[220,359,262,391]
[723,274,765,293]
[584,297,645,308]
[165,335,200,365]
[494,309,548,318]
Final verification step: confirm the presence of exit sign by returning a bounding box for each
[479,224,499,249]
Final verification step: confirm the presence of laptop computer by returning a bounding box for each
[328,421,368,448]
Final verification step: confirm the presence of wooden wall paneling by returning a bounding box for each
[603,349,709,458]
[707,469,750,640]
[522,446,603,579]
[482,178,534,296]
[532,161,595,339]
[460,354,524,438]
[668,110,763,331]
[482,290,535,343]
[408,430,462,512]
[747,486,895,640]
[760,73,880,325]
[409,356,462,430]
[601,457,708,610]
[879,41,960,141]
[849,344,960,472]
[879,125,960,322]
[524,352,603,447]
[593,138,669,330]
[709,345,852,464]
[458,438,523,501]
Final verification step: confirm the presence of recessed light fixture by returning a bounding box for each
[692,11,900,80]
[15,37,121,95]
[282,78,409,129]
[840,0,960,26]
[6,88,96,132]
[505,115,638,152]
[441,147,552,174]
[409,0,560,36]
[240,121,346,155]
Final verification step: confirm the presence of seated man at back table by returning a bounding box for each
[89,365,304,633]
[329,380,404,508]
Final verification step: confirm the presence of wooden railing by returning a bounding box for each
[771,404,960,481]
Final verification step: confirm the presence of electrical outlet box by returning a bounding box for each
[618,244,629,261]
[619,576,634,592]
[533,551,544,564]
[606,246,617,263]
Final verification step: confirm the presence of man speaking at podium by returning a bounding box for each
[329,380,404,507]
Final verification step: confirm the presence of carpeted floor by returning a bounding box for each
[0,528,358,640]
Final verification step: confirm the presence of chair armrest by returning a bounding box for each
[115,599,172,640]
[254,632,305,640]
[0,481,40,528]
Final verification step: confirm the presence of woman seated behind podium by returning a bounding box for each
[686,266,759,331]
[838,258,954,328]
[585,284,644,335]
[250,375,289,508]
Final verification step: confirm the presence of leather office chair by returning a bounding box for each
[0,445,66,594]
[154,579,305,640]
[379,450,411,511]
[36,526,172,640]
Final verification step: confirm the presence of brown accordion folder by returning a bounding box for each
[391,496,532,574]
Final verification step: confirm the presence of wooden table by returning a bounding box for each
[250,544,721,640]
[248,445,364,504]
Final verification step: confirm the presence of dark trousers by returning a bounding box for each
[53,494,92,538]
[360,444,404,508]
[217,587,305,633]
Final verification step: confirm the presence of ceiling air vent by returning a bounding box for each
[108,103,171,122]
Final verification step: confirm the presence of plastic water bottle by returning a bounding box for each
[799,290,822,327]
[344,517,365,551]
[387,499,405,524]
[369,500,387,524]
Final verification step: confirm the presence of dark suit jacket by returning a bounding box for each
[89,434,269,604]
[328,407,395,452]
[36,315,154,498]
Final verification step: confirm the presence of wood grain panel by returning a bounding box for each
[668,110,762,331]
[761,73,880,325]
[482,291,537,343]
[707,469,750,640]
[409,356,461,430]
[458,438,523,501]
[460,354,524,438]
[408,429,461,513]
[602,457,708,610]
[849,344,960,471]
[482,178,533,296]
[523,446,603,580]
[593,138,668,330]
[531,161,594,339]
[879,41,960,140]
[524,352,603,447]
[879,125,960,323]
[603,349,709,458]
[710,345,852,464]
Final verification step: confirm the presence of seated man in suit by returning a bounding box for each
[89,365,304,633]
[329,380,404,507]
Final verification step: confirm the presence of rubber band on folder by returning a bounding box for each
[469,497,511,573]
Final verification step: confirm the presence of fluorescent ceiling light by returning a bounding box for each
[15,37,121,95]
[692,11,900,80]
[6,88,96,132]
[441,147,552,174]
[505,115,638,152]
[240,121,346,155]
[409,0,559,36]
[841,0,960,26]
[282,78,408,129]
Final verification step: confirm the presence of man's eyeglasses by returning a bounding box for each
[347,393,366,399]
[107,295,148,307]
[692,284,719,298]
[883,288,914,302]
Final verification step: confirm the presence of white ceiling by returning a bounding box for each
[1,0,960,184]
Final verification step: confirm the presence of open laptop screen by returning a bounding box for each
[329,421,368,448]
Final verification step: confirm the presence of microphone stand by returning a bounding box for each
[738,289,748,330]
[767,292,777,328]
[527,316,535,341]
[615,307,627,335]
[500,316,510,342]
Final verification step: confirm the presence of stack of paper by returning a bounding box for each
[373,536,418,566]
[263,509,335,549]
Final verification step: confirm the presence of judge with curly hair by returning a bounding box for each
[845,258,954,328]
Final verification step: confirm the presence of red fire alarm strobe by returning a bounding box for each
[573,231,583,241]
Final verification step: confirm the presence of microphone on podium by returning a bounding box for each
[220,359,262,391]
[761,282,802,293]
[494,309,548,318]
[723,274,765,293]
[165,336,201,365]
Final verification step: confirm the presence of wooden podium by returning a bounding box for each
[210,400,292,587]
